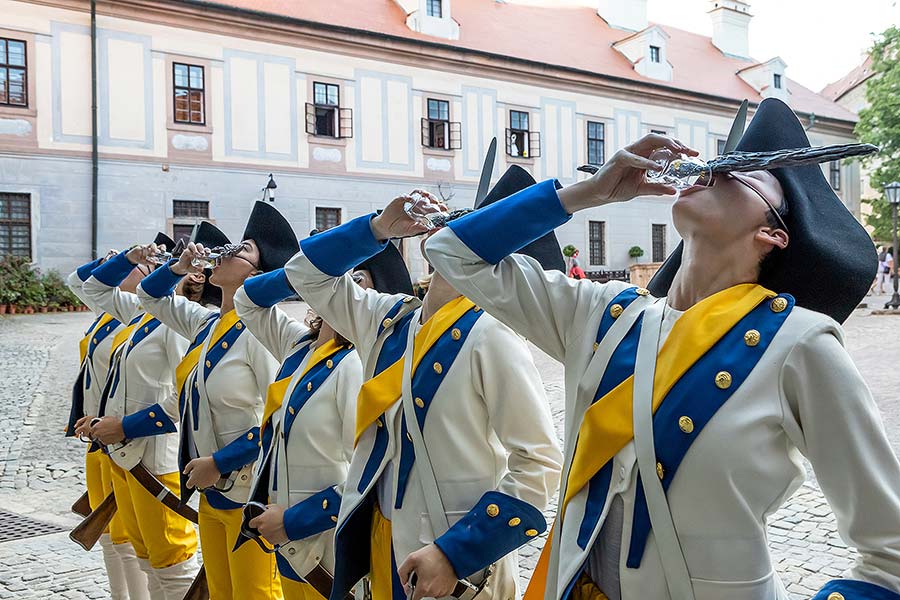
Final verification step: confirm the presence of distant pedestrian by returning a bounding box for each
[885,247,894,293]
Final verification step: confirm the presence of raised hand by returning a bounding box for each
[370,189,448,241]
[170,242,206,276]
[559,133,699,213]
[126,243,162,268]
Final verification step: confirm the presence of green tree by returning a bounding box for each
[856,26,900,241]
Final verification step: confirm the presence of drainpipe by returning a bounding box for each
[90,0,98,259]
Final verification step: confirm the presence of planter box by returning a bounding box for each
[629,262,663,290]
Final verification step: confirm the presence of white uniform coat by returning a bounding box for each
[82,256,188,475]
[424,179,900,600]
[284,215,563,600]
[235,281,361,577]
[137,266,277,505]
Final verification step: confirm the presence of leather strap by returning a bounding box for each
[631,300,695,600]
[128,462,200,524]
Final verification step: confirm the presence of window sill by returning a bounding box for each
[506,155,536,165]
[0,105,36,119]
[308,135,348,147]
[422,146,456,157]
[168,122,213,135]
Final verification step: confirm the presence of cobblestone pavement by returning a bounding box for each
[1,296,899,598]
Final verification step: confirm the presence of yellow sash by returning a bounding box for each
[109,313,155,358]
[174,309,241,399]
[523,283,774,600]
[262,338,344,430]
[79,313,116,365]
[354,296,475,445]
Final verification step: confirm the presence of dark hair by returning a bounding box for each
[308,316,351,347]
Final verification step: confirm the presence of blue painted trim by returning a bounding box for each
[434,490,547,579]
[460,86,499,179]
[97,29,154,149]
[613,108,642,149]
[86,318,121,363]
[140,263,184,298]
[283,486,342,541]
[76,258,104,282]
[212,426,261,475]
[813,580,900,600]
[625,294,795,568]
[50,22,92,145]
[374,312,415,376]
[394,307,484,508]
[243,269,296,308]
[377,299,407,337]
[202,321,246,381]
[223,49,298,161]
[596,287,643,344]
[353,69,415,172]
[447,179,569,265]
[122,403,177,439]
[299,214,386,277]
[540,97,578,184]
[92,251,136,287]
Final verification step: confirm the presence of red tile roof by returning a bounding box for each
[197,0,857,122]
[821,56,874,103]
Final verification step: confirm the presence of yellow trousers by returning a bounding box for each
[84,449,128,544]
[108,461,197,568]
[281,577,325,600]
[198,495,283,600]
[370,503,395,600]
[571,573,610,600]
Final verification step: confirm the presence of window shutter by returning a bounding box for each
[339,108,353,139]
[305,103,316,135]
[449,122,462,150]
[505,128,513,156]
[529,131,542,158]
[421,117,431,147]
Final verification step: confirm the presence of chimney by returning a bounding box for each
[708,0,752,59]
[598,0,648,32]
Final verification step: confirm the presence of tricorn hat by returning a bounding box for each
[192,221,231,308]
[355,241,414,296]
[648,98,876,323]
[153,232,176,251]
[476,165,566,272]
[241,201,300,273]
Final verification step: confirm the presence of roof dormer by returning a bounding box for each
[612,26,673,82]
[397,0,460,40]
[738,57,789,101]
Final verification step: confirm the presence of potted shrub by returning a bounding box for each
[0,255,30,314]
[628,246,645,262]
[42,271,68,313]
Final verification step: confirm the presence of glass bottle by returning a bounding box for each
[646,148,713,189]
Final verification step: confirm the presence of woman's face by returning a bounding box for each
[209,240,261,287]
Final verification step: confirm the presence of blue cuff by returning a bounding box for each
[447,179,570,264]
[433,491,547,579]
[140,261,183,298]
[813,580,900,600]
[93,251,137,287]
[244,269,296,308]
[121,404,177,439]
[212,427,261,475]
[299,214,388,277]
[283,487,342,541]
[76,258,104,282]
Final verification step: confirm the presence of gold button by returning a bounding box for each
[636,287,650,296]
[376,418,383,428]
[326,359,333,369]
[402,296,413,303]
[307,382,313,392]
[406,431,413,442]
[382,317,393,328]
[330,515,338,522]
[451,328,461,340]
[744,329,761,347]
[322,499,329,510]
[770,297,788,313]
[610,304,623,318]
[433,362,442,374]
[678,416,694,434]
[593,342,599,352]
[194,381,199,388]
[144,326,149,333]
[205,360,211,368]
[288,407,295,415]
[715,371,732,389]
[129,341,134,347]
[221,341,228,349]
[656,462,665,480]
[486,504,499,517]
[473,306,481,312]
[414,397,425,409]
[155,421,163,428]
[106,326,110,332]
[247,432,254,440]
[525,529,538,537]
[236,322,243,330]
[827,593,844,600]
[258,441,262,447]
[149,411,156,418]
[93,338,98,344]
[508,517,521,527]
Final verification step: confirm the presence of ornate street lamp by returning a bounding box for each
[884,181,900,309]
[261,173,277,202]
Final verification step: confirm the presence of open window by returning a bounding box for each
[306,82,353,138]
[421,98,461,150]
[506,110,540,158]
